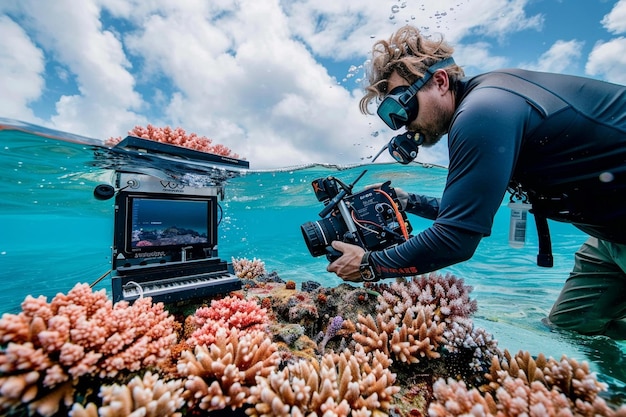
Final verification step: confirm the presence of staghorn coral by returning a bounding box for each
[106,124,240,158]
[246,344,400,417]
[69,371,185,417]
[484,350,615,405]
[429,374,626,417]
[353,304,445,364]
[232,257,267,279]
[428,349,626,417]
[186,295,270,348]
[0,283,178,416]
[177,327,280,411]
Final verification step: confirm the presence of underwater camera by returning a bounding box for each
[300,170,413,261]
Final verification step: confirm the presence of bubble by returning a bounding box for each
[599,172,614,183]
[391,4,400,13]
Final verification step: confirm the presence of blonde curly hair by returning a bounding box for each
[359,25,465,115]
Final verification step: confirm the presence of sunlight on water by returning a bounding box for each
[1,119,624,400]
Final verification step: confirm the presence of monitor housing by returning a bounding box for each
[112,172,222,270]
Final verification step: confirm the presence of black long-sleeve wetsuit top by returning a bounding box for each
[370,69,626,278]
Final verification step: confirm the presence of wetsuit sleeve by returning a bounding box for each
[370,88,531,278]
[405,193,440,220]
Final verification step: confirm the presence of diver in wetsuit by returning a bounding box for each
[327,25,626,338]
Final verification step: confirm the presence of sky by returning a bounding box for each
[1,0,625,169]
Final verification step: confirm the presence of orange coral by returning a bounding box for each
[106,124,239,158]
[0,284,178,416]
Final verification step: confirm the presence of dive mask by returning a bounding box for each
[377,57,456,130]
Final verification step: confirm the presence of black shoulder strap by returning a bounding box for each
[478,71,562,267]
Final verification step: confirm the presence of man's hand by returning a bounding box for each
[326,241,365,282]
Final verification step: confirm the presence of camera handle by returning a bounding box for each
[318,170,368,261]
[318,170,368,218]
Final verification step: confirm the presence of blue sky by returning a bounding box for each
[1,0,625,169]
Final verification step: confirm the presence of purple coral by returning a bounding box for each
[319,315,344,353]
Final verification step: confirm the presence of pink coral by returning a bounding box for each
[186,295,269,348]
[0,284,178,416]
[106,124,240,158]
[374,272,478,324]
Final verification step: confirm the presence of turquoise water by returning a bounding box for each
[1,121,624,401]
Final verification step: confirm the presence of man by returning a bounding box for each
[327,25,626,338]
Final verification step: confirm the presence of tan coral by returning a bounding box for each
[69,371,184,417]
[353,305,444,364]
[177,327,280,411]
[247,344,400,417]
[474,350,626,417]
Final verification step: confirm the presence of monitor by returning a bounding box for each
[113,191,218,268]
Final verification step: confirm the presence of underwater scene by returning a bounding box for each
[1,120,625,416]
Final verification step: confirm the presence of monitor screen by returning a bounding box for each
[113,192,218,267]
[130,198,209,249]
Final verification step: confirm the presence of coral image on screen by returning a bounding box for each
[130,198,209,248]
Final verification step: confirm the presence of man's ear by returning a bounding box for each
[433,69,450,93]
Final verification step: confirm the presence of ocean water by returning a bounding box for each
[1,120,625,401]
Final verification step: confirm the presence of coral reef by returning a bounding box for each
[106,124,239,158]
[1,270,625,417]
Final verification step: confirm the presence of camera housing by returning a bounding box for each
[301,175,412,261]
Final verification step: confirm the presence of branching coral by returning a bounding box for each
[373,273,478,324]
[0,283,178,416]
[232,257,267,279]
[69,371,185,417]
[429,350,626,416]
[186,295,270,348]
[177,327,280,411]
[106,124,240,158]
[246,344,400,417]
[353,305,445,364]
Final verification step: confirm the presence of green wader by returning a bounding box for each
[547,237,626,339]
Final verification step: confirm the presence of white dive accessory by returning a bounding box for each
[508,201,531,248]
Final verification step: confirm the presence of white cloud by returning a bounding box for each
[585,36,626,84]
[601,0,626,34]
[521,39,584,73]
[10,0,145,138]
[0,16,44,121]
